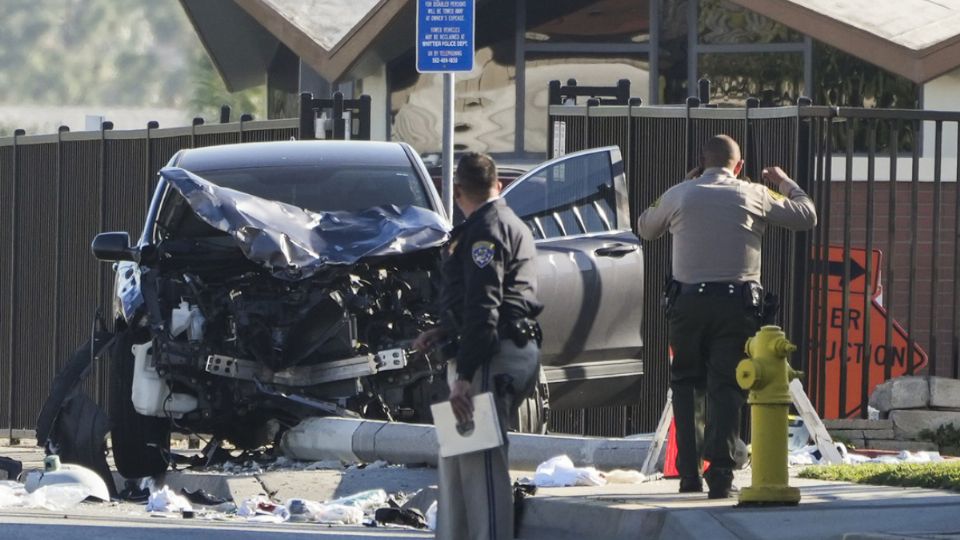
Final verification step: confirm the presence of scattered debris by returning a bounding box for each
[287,498,363,525]
[181,487,229,506]
[0,480,91,511]
[533,455,607,487]
[425,500,437,530]
[604,469,647,484]
[373,506,428,529]
[237,496,290,523]
[24,455,110,502]
[146,486,194,513]
[0,457,23,480]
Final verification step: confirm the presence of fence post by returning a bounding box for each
[332,92,345,140]
[191,117,204,149]
[616,79,631,105]
[52,126,68,375]
[220,105,231,124]
[299,92,316,140]
[792,97,814,377]
[146,121,158,207]
[684,96,700,170]
[96,121,113,403]
[239,114,253,143]
[698,79,711,105]
[7,128,24,438]
[358,95,372,141]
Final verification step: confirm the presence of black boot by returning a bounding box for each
[679,476,703,493]
[705,468,737,499]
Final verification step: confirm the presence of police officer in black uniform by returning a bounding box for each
[414,152,542,540]
[638,135,817,499]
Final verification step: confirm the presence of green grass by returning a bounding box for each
[798,461,960,492]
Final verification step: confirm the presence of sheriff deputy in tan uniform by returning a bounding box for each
[637,134,817,499]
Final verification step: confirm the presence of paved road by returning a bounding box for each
[0,509,432,539]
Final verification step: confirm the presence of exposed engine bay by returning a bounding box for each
[130,248,444,445]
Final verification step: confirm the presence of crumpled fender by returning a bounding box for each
[35,321,117,498]
[160,167,450,281]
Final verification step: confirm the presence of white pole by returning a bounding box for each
[442,72,455,221]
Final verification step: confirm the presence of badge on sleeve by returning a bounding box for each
[471,240,496,268]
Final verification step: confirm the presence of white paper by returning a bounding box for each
[431,392,503,457]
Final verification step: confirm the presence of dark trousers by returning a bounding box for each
[668,293,759,478]
[436,341,540,540]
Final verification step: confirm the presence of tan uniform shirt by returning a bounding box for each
[637,167,817,284]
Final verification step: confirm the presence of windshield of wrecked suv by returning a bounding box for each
[192,164,432,212]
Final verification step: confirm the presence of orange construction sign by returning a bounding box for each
[814,247,928,419]
[826,246,881,297]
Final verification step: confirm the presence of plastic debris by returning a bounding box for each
[327,488,388,511]
[604,469,646,484]
[287,498,364,525]
[0,480,91,511]
[237,496,290,523]
[425,500,438,531]
[790,444,945,466]
[304,460,344,471]
[24,455,110,502]
[146,485,194,513]
[533,455,607,487]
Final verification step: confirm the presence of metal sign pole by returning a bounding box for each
[416,0,474,222]
[442,73,455,220]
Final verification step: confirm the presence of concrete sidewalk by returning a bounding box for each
[518,470,960,540]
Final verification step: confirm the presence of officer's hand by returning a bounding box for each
[413,328,446,353]
[761,166,791,188]
[448,379,474,424]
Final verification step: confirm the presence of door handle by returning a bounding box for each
[594,243,638,258]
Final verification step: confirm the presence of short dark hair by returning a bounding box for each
[455,152,498,198]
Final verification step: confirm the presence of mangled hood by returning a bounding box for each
[160,167,450,281]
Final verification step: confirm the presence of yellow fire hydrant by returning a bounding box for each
[735,325,802,506]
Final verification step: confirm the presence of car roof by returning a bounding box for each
[175,140,414,171]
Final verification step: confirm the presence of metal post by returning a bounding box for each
[333,92,346,140]
[7,128,24,439]
[442,73,455,221]
[299,92,315,140]
[220,105,231,124]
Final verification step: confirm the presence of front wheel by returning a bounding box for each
[109,328,172,478]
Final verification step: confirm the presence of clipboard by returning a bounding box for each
[431,392,504,457]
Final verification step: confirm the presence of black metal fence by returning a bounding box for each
[4,88,956,437]
[546,96,960,434]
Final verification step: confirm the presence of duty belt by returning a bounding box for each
[678,281,751,296]
[501,318,542,348]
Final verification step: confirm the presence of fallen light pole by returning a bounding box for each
[280,417,652,471]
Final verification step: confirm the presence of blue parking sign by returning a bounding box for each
[416,0,475,73]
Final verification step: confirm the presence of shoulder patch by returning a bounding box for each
[766,187,785,201]
[471,240,496,268]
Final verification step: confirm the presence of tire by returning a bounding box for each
[512,368,550,434]
[109,328,172,478]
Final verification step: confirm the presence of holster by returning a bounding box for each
[663,277,681,316]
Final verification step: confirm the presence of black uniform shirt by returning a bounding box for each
[439,198,543,380]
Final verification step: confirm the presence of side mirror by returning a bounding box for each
[91,232,136,262]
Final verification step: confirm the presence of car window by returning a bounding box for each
[503,151,617,239]
[194,165,431,213]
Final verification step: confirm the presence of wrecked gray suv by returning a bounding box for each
[38,141,644,482]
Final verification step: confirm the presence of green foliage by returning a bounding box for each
[0,0,263,122]
[186,54,265,121]
[919,423,960,450]
[798,461,960,492]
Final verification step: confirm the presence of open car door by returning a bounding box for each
[502,146,643,409]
